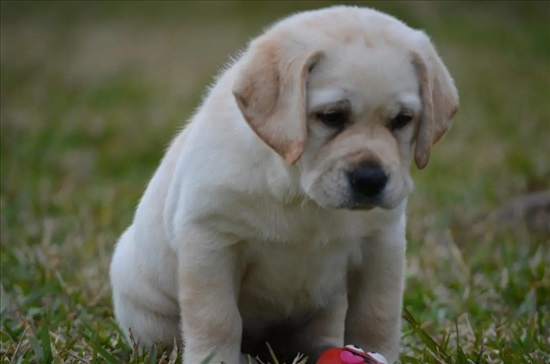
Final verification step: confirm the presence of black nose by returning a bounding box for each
[349,165,388,198]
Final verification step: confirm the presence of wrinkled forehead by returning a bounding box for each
[307,44,421,116]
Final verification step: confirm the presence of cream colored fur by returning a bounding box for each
[110,5,458,364]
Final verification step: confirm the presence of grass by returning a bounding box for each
[1,1,549,363]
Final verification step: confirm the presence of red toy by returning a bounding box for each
[317,345,388,364]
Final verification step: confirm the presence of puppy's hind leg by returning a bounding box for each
[110,226,181,349]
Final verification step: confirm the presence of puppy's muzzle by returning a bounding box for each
[348,164,388,206]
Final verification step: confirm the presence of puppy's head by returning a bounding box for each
[233,6,458,210]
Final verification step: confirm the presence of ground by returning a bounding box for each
[1,1,549,363]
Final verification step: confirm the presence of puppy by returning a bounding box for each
[110,5,458,364]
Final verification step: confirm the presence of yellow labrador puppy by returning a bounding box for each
[110,5,458,364]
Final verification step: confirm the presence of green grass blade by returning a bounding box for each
[403,308,452,362]
[146,345,158,364]
[81,330,119,364]
[399,355,425,364]
[38,319,53,364]
[28,335,44,362]
[201,353,215,364]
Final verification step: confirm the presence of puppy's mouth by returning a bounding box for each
[305,166,407,211]
[341,196,383,211]
[319,187,385,210]
[347,200,378,211]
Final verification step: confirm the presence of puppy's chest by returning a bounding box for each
[238,238,361,319]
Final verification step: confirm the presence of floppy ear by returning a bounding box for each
[411,39,459,169]
[232,38,324,164]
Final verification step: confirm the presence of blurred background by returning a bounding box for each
[1,1,548,363]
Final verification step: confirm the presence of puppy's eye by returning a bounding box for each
[390,113,413,131]
[317,110,348,129]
